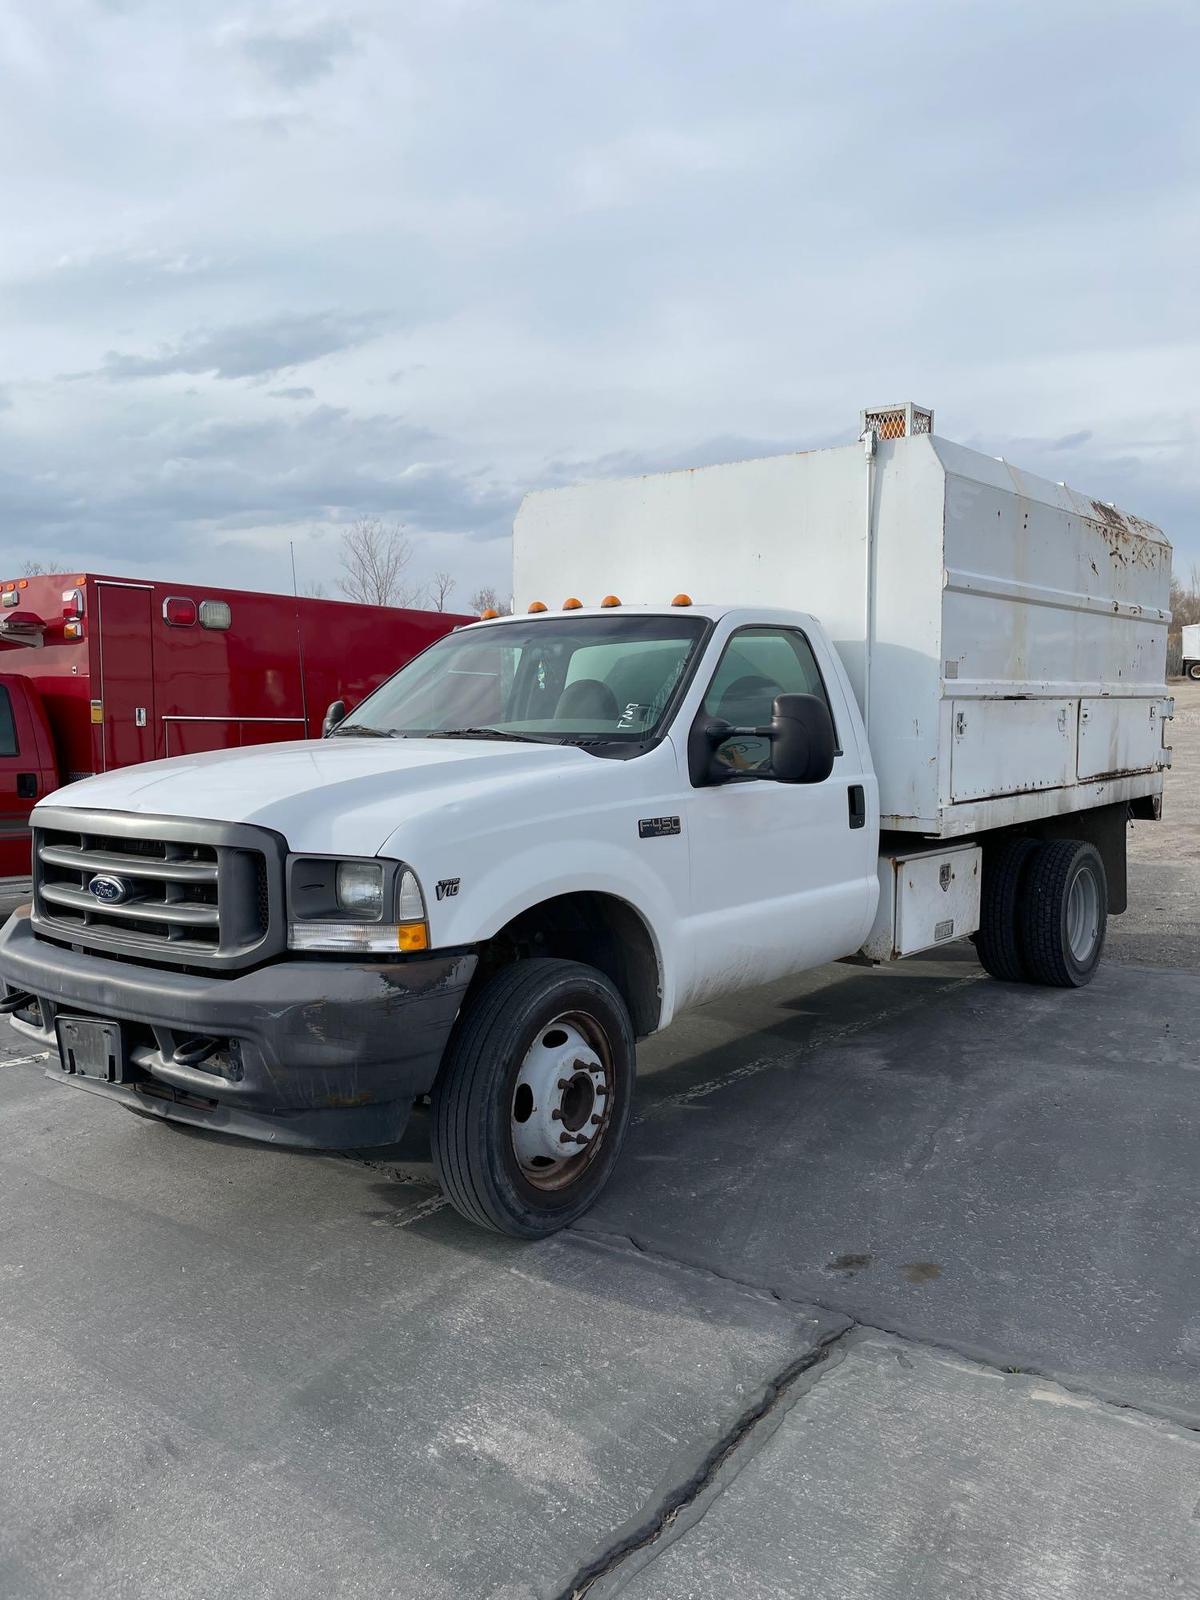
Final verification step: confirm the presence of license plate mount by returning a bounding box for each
[55,1017,128,1084]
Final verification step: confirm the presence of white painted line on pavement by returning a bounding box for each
[0,1052,50,1069]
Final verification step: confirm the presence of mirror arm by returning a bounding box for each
[712,723,775,741]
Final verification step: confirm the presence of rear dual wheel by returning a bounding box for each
[430,958,635,1237]
[977,837,1106,988]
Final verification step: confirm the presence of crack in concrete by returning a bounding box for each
[552,1322,854,1600]
[558,1225,1200,1598]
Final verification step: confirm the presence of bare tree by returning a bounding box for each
[430,571,456,612]
[336,518,420,607]
[21,559,65,576]
[468,584,511,616]
[1170,569,1200,629]
[301,579,328,598]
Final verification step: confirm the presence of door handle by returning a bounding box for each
[16,773,37,799]
[847,784,866,829]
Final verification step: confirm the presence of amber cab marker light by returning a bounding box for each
[17,579,28,589]
[562,597,583,610]
[671,593,693,607]
[479,607,500,620]
[528,600,548,613]
[600,594,621,608]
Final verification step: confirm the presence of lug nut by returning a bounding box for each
[590,1115,602,1126]
[559,1132,574,1144]
[551,1108,562,1121]
[557,1078,569,1090]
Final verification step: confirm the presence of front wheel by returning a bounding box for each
[430,958,635,1237]
[1188,662,1200,681]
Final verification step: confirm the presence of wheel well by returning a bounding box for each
[977,800,1130,915]
[475,893,662,1037]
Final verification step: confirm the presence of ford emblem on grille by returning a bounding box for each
[88,873,132,904]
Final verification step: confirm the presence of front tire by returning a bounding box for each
[1187,662,1200,681]
[430,958,635,1237]
[1019,840,1107,988]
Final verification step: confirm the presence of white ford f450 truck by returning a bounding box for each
[0,404,1174,1236]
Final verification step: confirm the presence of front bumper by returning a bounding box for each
[0,911,477,1148]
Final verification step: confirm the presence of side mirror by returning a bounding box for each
[768,693,836,784]
[322,698,348,736]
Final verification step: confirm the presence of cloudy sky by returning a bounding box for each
[2,0,1197,606]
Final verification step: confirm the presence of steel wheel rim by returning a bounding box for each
[1066,865,1101,962]
[510,1010,615,1191]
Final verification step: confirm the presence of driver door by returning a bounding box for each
[680,624,878,1005]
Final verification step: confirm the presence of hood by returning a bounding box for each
[39,737,596,856]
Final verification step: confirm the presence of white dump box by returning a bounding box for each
[515,416,1173,837]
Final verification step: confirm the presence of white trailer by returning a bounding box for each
[0,403,1177,1237]
[1183,623,1200,681]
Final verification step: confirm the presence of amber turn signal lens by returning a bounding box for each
[600,594,621,608]
[671,593,692,607]
[562,597,582,610]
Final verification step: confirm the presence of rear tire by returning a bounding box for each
[1187,662,1200,681]
[976,836,1038,982]
[1019,840,1107,988]
[430,958,635,1237]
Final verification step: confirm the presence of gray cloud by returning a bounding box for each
[268,386,317,401]
[78,311,384,383]
[0,401,514,563]
[1050,430,1094,452]
[239,22,355,89]
[9,249,223,317]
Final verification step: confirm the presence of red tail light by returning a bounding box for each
[163,596,198,626]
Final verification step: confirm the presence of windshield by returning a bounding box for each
[335,613,710,746]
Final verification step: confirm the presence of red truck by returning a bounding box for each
[0,572,470,877]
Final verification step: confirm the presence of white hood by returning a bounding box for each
[39,737,596,856]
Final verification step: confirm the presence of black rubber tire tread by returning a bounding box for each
[975,836,1039,982]
[430,958,635,1238]
[1019,839,1107,989]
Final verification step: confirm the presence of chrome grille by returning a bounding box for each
[31,808,285,970]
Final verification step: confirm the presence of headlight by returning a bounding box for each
[336,861,384,916]
[287,856,429,953]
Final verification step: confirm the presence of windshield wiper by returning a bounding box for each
[429,727,547,744]
[331,723,399,738]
